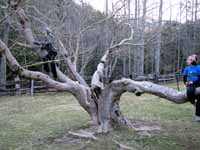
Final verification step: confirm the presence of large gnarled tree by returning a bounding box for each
[0,0,195,133]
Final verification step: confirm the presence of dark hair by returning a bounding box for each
[193,55,198,61]
[191,61,197,65]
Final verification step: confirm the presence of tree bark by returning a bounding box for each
[0,15,9,89]
[137,0,147,75]
[154,0,163,76]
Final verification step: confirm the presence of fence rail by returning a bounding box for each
[0,73,182,96]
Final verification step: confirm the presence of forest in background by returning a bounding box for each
[1,0,200,83]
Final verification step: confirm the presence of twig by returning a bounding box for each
[23,59,65,68]
[109,23,134,51]
[113,140,134,150]
[15,41,32,48]
[68,130,98,141]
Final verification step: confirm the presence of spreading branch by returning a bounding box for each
[111,78,188,104]
[0,38,97,123]
[11,1,88,86]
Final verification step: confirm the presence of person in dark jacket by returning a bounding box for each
[183,54,200,121]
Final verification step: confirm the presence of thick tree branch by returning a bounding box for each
[0,39,99,123]
[95,78,190,133]
[111,78,189,104]
[58,40,88,86]
[11,2,88,86]
[91,23,134,90]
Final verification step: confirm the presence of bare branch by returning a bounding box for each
[113,140,134,150]
[80,2,126,35]
[58,39,88,86]
[109,23,134,50]
[91,22,134,90]
[0,11,14,25]
[15,41,32,48]
[73,1,126,66]
[23,59,64,68]
[91,50,109,89]
[0,38,95,119]
[11,3,88,86]
[111,78,188,104]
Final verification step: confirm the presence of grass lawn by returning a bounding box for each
[0,83,200,150]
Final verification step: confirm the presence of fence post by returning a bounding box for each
[15,76,21,96]
[153,73,159,83]
[30,79,34,96]
[175,72,180,91]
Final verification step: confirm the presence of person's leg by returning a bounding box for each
[187,86,196,104]
[50,62,57,78]
[195,98,200,121]
[43,57,50,73]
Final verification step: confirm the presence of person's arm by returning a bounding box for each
[193,66,200,85]
[183,75,187,84]
[193,76,200,85]
[183,67,188,85]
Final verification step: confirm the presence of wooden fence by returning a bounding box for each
[0,73,182,96]
[0,79,55,96]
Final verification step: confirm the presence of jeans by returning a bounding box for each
[187,85,200,116]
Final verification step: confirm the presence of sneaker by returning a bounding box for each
[195,116,200,122]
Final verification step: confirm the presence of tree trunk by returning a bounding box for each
[155,0,163,76]
[0,16,10,90]
[133,0,138,77]
[0,54,6,89]
[128,0,131,18]
[105,0,108,16]
[137,0,147,76]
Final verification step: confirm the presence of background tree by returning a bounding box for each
[0,0,9,90]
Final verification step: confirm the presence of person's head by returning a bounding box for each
[187,55,197,66]
[191,54,197,62]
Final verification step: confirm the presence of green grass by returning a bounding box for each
[0,83,200,150]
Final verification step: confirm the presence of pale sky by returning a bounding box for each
[75,0,196,22]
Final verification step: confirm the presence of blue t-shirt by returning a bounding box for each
[183,65,200,82]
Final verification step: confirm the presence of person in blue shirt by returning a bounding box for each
[183,55,200,121]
